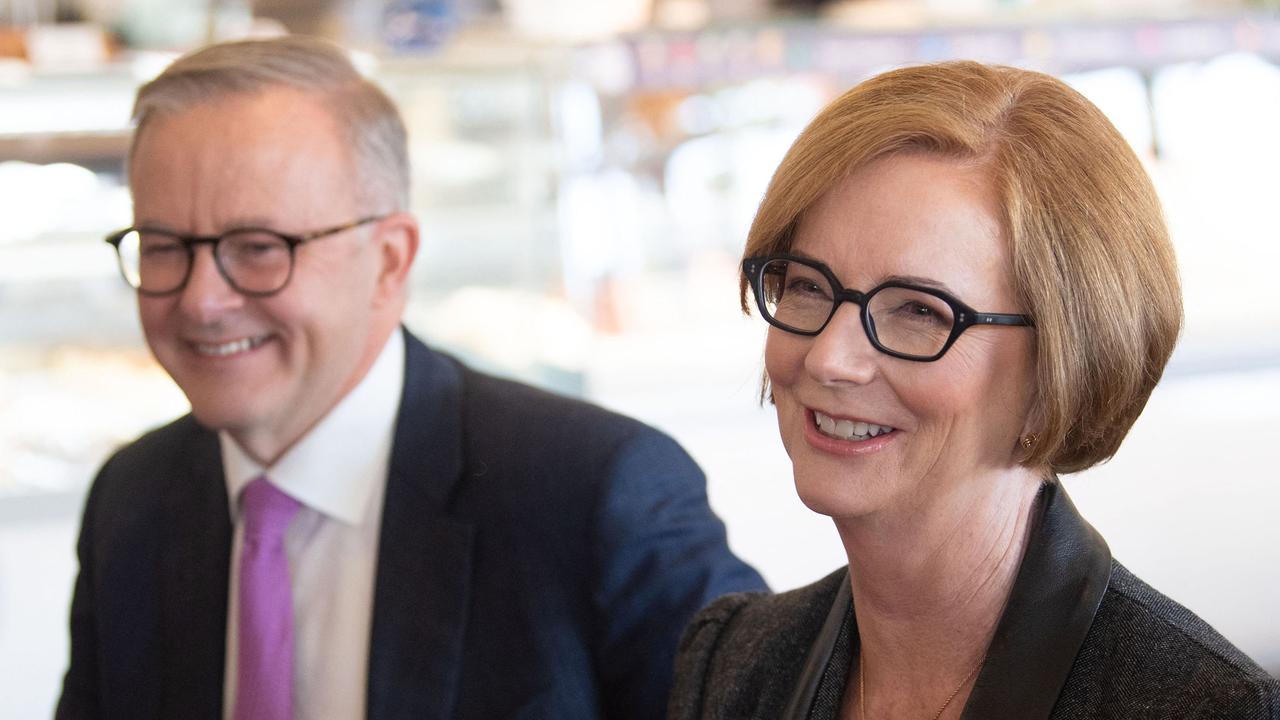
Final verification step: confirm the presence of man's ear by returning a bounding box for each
[371,212,419,307]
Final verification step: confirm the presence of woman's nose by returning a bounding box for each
[803,302,880,386]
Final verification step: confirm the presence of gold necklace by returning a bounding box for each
[858,654,983,720]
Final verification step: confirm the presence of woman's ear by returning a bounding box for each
[1019,382,1045,437]
[1016,388,1047,462]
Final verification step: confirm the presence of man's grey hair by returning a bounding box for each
[131,35,409,211]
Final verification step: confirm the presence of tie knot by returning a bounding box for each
[241,477,300,542]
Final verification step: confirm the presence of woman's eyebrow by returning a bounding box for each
[883,274,958,296]
[787,250,962,296]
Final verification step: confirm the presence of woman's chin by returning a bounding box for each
[792,472,882,520]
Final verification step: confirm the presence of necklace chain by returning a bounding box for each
[858,654,983,720]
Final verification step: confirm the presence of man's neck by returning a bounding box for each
[232,322,401,466]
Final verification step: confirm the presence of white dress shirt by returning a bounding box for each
[221,329,405,720]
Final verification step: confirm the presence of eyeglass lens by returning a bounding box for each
[759,258,956,358]
[116,230,294,294]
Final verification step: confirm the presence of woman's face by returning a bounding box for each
[765,153,1038,521]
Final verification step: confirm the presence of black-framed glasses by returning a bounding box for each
[743,254,1033,362]
[105,215,386,297]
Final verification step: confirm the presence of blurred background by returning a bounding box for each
[2,0,1279,714]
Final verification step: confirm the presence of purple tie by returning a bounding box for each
[234,477,301,720]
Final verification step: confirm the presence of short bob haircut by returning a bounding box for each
[741,61,1182,474]
[130,35,409,211]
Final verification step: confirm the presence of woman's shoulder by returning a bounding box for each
[1055,561,1280,719]
[683,566,846,645]
[668,568,848,720]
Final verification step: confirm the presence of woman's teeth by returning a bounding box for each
[814,410,895,441]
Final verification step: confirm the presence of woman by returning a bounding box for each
[669,62,1280,719]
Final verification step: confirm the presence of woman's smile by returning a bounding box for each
[803,407,899,456]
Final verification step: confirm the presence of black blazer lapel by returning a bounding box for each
[961,481,1112,720]
[158,426,231,718]
[782,575,852,720]
[367,331,476,720]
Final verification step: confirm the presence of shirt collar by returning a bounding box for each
[222,328,405,525]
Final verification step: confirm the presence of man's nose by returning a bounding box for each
[176,246,244,321]
[803,302,880,387]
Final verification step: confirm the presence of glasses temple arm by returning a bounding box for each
[969,312,1034,327]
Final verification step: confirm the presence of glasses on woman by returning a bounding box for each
[743,254,1034,362]
[105,216,386,297]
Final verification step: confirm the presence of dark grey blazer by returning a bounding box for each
[670,482,1280,720]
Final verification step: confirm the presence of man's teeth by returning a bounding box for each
[195,336,266,357]
[814,410,894,441]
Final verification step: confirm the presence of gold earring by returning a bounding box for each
[1020,433,1039,450]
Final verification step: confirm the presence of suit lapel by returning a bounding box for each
[367,331,476,720]
[158,422,232,718]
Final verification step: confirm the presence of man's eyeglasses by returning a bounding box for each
[105,216,386,297]
[743,254,1033,362]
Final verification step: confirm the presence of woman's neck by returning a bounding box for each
[836,469,1044,718]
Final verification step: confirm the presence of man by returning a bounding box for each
[57,36,765,720]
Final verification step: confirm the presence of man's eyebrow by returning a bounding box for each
[133,217,282,233]
[223,216,285,229]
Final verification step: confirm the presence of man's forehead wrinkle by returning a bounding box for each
[195,124,318,230]
[140,132,232,233]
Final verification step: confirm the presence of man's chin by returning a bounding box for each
[186,401,260,435]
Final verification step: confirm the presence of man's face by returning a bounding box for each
[130,88,392,463]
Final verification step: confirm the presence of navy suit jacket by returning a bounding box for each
[56,330,766,719]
